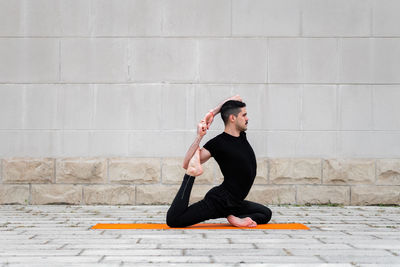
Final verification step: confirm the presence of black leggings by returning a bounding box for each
[166,174,272,228]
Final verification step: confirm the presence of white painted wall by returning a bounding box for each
[0,0,399,158]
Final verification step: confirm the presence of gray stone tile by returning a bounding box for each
[185,249,286,256]
[0,250,82,256]
[160,243,255,249]
[0,205,399,265]
[0,256,101,263]
[288,249,392,256]
[82,249,182,256]
[320,255,400,264]
[212,255,324,263]
[255,243,351,249]
[103,255,211,263]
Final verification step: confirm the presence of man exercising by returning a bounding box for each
[166,95,272,228]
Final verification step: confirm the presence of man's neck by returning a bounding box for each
[224,127,241,137]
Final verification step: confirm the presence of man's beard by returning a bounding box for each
[236,123,247,132]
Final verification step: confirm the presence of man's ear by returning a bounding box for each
[229,114,236,123]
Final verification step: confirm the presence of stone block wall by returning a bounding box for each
[1,157,399,205]
[0,1,400,205]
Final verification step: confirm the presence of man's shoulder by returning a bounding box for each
[207,131,245,142]
[204,132,225,147]
[206,132,224,143]
[203,132,225,156]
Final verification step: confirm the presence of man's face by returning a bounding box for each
[234,107,248,132]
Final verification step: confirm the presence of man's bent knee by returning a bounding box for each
[166,217,177,228]
[166,214,178,228]
[166,212,185,228]
[255,206,272,224]
[166,217,186,228]
[262,207,272,224]
[166,209,177,227]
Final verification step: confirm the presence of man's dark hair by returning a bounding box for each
[220,100,246,125]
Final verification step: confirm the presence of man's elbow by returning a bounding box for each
[182,161,188,170]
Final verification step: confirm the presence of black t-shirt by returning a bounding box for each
[203,131,257,201]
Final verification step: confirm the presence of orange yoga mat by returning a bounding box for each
[91,223,309,230]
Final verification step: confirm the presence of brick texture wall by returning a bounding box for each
[1,158,399,205]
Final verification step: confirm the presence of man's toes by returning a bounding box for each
[244,218,257,227]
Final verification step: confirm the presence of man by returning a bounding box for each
[166,95,272,228]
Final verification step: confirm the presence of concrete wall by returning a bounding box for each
[0,0,399,205]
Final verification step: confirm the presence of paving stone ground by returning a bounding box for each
[0,205,399,266]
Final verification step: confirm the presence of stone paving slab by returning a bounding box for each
[0,205,399,266]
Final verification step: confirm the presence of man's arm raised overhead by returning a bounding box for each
[182,94,243,170]
[182,119,211,170]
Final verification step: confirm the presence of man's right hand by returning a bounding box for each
[228,94,243,102]
[207,95,243,120]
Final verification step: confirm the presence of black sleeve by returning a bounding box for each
[203,137,218,158]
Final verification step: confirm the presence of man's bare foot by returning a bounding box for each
[187,147,203,176]
[204,111,214,129]
[227,215,257,227]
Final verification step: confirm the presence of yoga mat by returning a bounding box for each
[91,223,309,230]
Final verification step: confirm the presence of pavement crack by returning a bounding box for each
[365,223,376,228]
[0,222,10,228]
[341,230,352,236]
[252,243,259,249]
[77,249,85,256]
[98,255,105,263]
[283,248,292,256]
[18,230,27,235]
[346,243,357,249]
[314,237,326,244]
[209,255,215,263]
[316,255,328,263]
[57,244,67,250]
[136,238,142,244]
[371,234,382,239]
[386,249,399,256]
[28,234,37,240]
